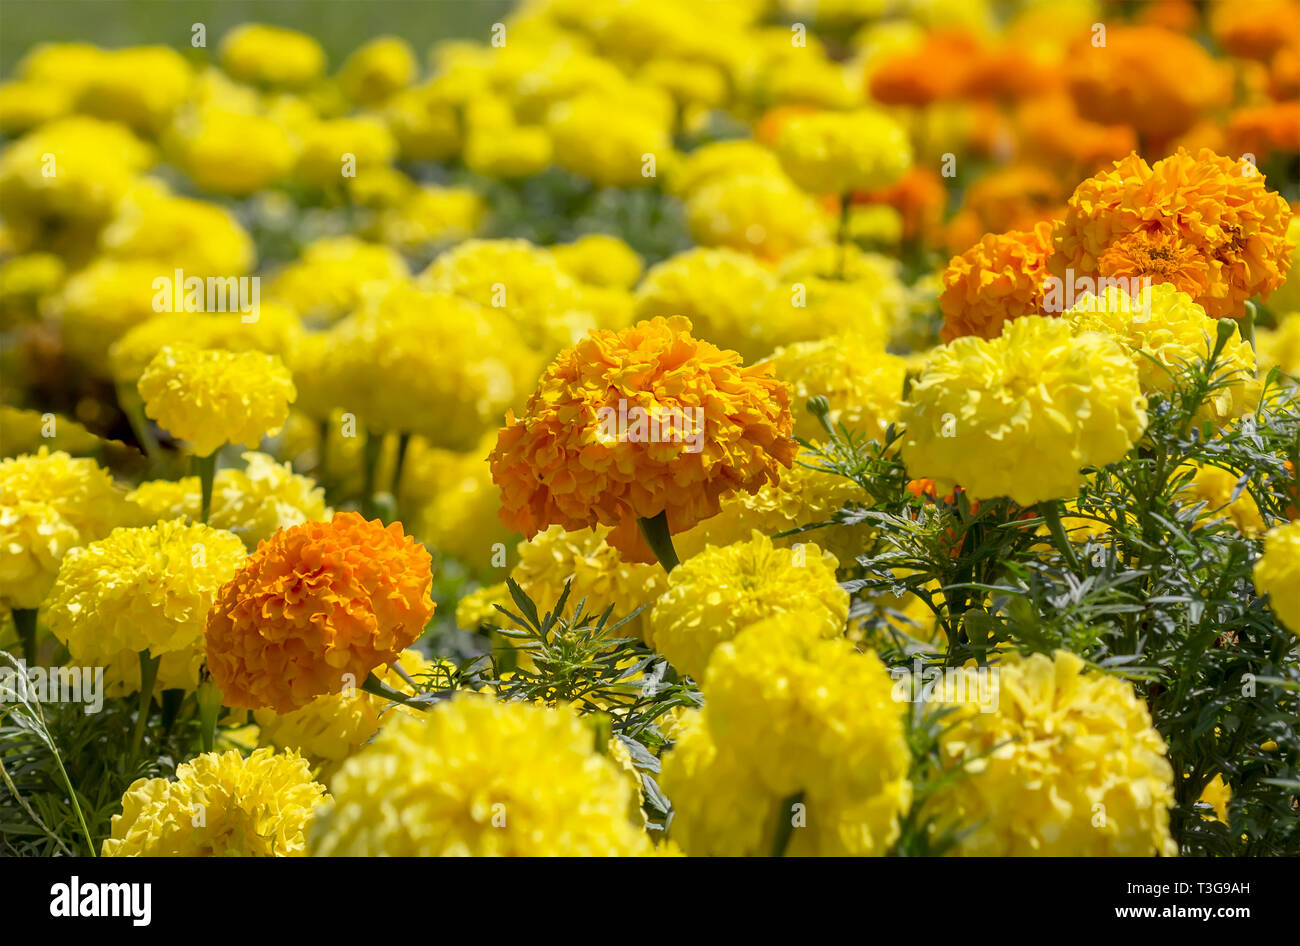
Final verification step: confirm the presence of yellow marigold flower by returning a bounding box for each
[761,334,907,442]
[137,346,296,457]
[455,582,510,629]
[775,243,911,326]
[99,181,254,276]
[1066,27,1228,144]
[686,172,831,261]
[657,710,778,857]
[308,694,655,856]
[668,138,784,198]
[324,285,536,449]
[634,247,778,363]
[940,222,1054,342]
[164,104,296,196]
[1199,774,1232,824]
[774,108,912,195]
[546,92,671,188]
[338,36,417,106]
[267,236,407,325]
[490,316,798,564]
[1065,282,1260,424]
[369,183,484,251]
[1265,217,1300,313]
[930,650,1179,856]
[128,451,330,550]
[675,450,867,567]
[1051,149,1294,319]
[205,512,435,713]
[254,649,437,777]
[0,407,99,458]
[45,519,246,694]
[0,252,65,320]
[382,80,466,162]
[1255,519,1300,635]
[1256,311,1300,378]
[102,748,328,856]
[552,234,643,289]
[76,46,193,134]
[0,116,152,225]
[294,116,396,189]
[701,612,911,855]
[108,303,302,386]
[648,531,847,680]
[756,276,892,359]
[220,24,325,88]
[43,258,162,365]
[422,238,593,353]
[900,316,1148,505]
[416,439,520,574]
[464,123,553,179]
[0,448,137,610]
[1173,462,1265,536]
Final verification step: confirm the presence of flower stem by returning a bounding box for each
[196,676,223,754]
[361,428,384,519]
[361,671,427,710]
[1041,501,1081,572]
[638,511,680,573]
[192,453,217,524]
[12,608,38,665]
[770,791,804,857]
[837,193,852,280]
[130,650,161,764]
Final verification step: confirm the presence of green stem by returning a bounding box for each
[196,677,222,754]
[1041,501,1081,573]
[637,511,680,573]
[837,193,852,280]
[130,650,161,764]
[361,428,384,519]
[50,748,95,856]
[316,418,330,481]
[770,791,805,857]
[117,386,162,465]
[391,431,412,498]
[192,453,217,524]
[12,608,38,665]
[361,671,427,709]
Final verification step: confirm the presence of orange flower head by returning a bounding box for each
[940,221,1055,342]
[1211,0,1300,60]
[868,31,981,106]
[205,512,435,713]
[489,316,798,564]
[1052,148,1294,318]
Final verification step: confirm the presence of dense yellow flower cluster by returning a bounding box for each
[308,695,657,856]
[648,531,848,680]
[774,109,913,195]
[44,519,247,693]
[929,650,1179,856]
[138,346,296,456]
[103,748,328,856]
[900,317,1148,504]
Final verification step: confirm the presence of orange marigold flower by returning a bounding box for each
[940,221,1055,342]
[489,316,798,565]
[1052,148,1295,318]
[868,31,981,106]
[1015,92,1137,176]
[854,168,947,245]
[205,511,435,713]
[1270,40,1300,99]
[1210,0,1300,60]
[1229,101,1300,164]
[1066,27,1229,147]
[942,164,1065,254]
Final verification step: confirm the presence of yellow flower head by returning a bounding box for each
[76,46,193,134]
[490,316,798,565]
[100,182,254,276]
[338,36,418,106]
[164,104,296,196]
[103,748,328,856]
[0,448,137,610]
[546,92,671,189]
[774,108,912,195]
[308,694,655,855]
[44,519,247,694]
[648,530,848,680]
[1173,461,1264,536]
[1052,149,1293,319]
[220,24,326,88]
[267,236,410,326]
[464,123,553,180]
[1066,282,1260,424]
[686,172,831,261]
[930,650,1179,856]
[552,234,644,289]
[900,316,1148,505]
[1255,519,1300,635]
[294,116,397,188]
[128,451,330,550]
[137,346,296,457]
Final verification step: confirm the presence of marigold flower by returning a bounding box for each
[0,448,137,609]
[137,346,296,457]
[773,109,912,195]
[940,222,1055,342]
[163,104,296,196]
[1228,100,1300,164]
[490,316,798,564]
[1210,0,1300,60]
[1255,519,1300,635]
[899,317,1148,505]
[103,748,327,856]
[1198,774,1232,824]
[1173,462,1265,536]
[685,172,831,261]
[552,234,643,290]
[1066,27,1229,145]
[267,236,408,326]
[45,519,247,694]
[205,512,435,712]
[1051,149,1294,318]
[648,531,847,680]
[338,36,417,106]
[546,92,670,189]
[1065,283,1260,424]
[44,258,161,365]
[929,650,1179,856]
[128,452,330,550]
[308,694,655,856]
[295,116,397,188]
[219,24,325,88]
[100,181,254,276]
